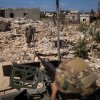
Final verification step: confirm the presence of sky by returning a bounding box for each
[0,0,99,11]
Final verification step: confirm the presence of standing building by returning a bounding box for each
[65,11,80,23]
[80,13,90,24]
[0,8,40,20]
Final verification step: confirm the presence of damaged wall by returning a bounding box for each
[0,8,40,20]
[80,13,90,24]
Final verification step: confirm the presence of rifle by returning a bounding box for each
[35,53,58,81]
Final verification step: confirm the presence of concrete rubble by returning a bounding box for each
[0,17,100,90]
[0,18,11,32]
[0,18,99,60]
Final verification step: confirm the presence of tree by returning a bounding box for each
[90,9,94,17]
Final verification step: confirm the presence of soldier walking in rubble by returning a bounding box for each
[25,25,36,47]
[51,58,98,100]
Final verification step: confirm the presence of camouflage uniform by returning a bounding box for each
[55,58,98,96]
[25,25,36,46]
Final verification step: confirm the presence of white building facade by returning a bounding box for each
[80,13,90,24]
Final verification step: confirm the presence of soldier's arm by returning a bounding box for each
[33,27,36,33]
[51,82,58,100]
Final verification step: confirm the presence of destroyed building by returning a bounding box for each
[0,8,40,20]
[80,13,90,24]
[65,11,80,23]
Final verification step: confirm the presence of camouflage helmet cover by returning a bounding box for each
[55,58,98,94]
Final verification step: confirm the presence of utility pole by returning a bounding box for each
[56,0,61,61]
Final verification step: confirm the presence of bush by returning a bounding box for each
[94,31,100,43]
[94,51,100,58]
[88,27,94,36]
[78,23,89,34]
[75,38,88,59]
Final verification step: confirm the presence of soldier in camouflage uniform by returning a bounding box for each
[25,25,36,47]
[51,58,98,100]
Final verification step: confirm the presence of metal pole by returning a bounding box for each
[56,0,61,60]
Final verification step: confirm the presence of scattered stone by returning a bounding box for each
[0,18,100,87]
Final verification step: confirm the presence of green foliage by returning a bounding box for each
[94,51,100,58]
[65,10,70,14]
[94,31,100,43]
[40,12,48,19]
[88,27,94,36]
[60,10,70,14]
[78,23,89,34]
[75,38,88,59]
[59,11,65,25]
[94,21,100,29]
[40,14,45,19]
[52,10,65,25]
[90,9,94,17]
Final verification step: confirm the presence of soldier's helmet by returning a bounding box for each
[29,25,31,28]
[55,58,98,95]
[25,27,29,31]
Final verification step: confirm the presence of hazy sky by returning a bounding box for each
[0,0,99,11]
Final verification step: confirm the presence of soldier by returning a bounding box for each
[25,25,36,47]
[51,58,98,100]
[29,25,36,43]
[25,27,29,46]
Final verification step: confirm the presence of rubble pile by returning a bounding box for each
[0,17,99,91]
[0,17,99,67]
[0,31,36,63]
[0,21,11,32]
[36,37,53,54]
